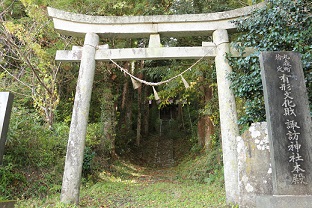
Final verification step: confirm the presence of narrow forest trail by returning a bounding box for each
[135,136,180,181]
[131,128,192,170]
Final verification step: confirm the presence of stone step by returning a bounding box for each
[141,136,175,168]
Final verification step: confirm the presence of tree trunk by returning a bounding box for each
[204,84,214,149]
[117,63,133,136]
[177,102,184,130]
[101,86,118,159]
[197,77,214,150]
[142,85,150,136]
[121,78,129,110]
[136,72,144,146]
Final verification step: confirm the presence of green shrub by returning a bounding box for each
[82,147,95,176]
[86,123,103,148]
[5,108,68,167]
[1,107,68,198]
[0,163,26,199]
[176,147,224,186]
[1,107,114,199]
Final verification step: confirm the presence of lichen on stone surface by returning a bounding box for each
[249,122,270,151]
[250,125,261,138]
[245,183,254,193]
[267,167,272,174]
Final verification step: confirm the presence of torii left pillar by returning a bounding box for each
[60,33,99,204]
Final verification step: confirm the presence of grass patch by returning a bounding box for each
[16,180,226,207]
[78,180,226,207]
[175,148,224,186]
[15,151,227,207]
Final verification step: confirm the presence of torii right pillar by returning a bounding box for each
[213,29,239,204]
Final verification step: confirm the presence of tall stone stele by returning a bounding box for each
[257,51,312,208]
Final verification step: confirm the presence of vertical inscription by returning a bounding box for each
[260,52,312,195]
[275,54,306,185]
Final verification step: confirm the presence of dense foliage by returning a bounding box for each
[229,0,312,128]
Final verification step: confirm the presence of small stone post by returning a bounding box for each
[0,92,14,165]
[60,33,99,204]
[213,29,239,204]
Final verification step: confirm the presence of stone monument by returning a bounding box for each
[0,92,14,165]
[258,51,312,207]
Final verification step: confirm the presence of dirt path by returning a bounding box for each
[125,133,193,185]
[135,167,178,184]
[151,136,175,168]
[134,135,183,168]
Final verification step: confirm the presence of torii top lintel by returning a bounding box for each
[47,3,263,38]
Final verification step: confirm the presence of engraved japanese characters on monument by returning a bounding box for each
[260,51,312,195]
[276,54,306,185]
[0,92,14,165]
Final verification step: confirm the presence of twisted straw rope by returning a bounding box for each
[109,54,207,86]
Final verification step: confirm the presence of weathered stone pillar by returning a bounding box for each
[60,33,99,204]
[237,122,272,208]
[213,29,239,204]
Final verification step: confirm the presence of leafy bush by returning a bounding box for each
[1,107,68,198]
[0,163,26,199]
[82,147,95,176]
[1,107,115,199]
[1,104,119,198]
[176,146,224,186]
[228,0,312,128]
[6,108,68,168]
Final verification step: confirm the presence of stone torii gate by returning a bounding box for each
[48,4,261,205]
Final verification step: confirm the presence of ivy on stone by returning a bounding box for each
[228,0,312,128]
